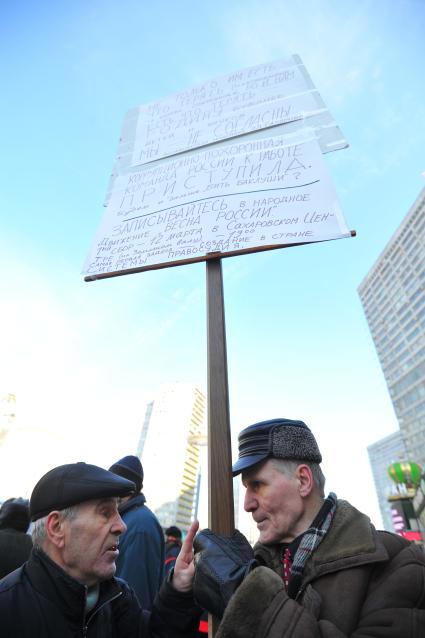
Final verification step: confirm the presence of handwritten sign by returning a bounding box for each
[131,56,337,166]
[83,133,350,279]
[133,93,325,165]
[103,56,348,208]
[132,56,326,165]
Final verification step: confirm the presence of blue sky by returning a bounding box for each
[1,0,424,526]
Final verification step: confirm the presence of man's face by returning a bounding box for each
[61,498,126,585]
[242,459,306,544]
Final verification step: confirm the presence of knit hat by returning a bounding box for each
[109,455,144,493]
[0,498,30,532]
[232,418,322,476]
[165,525,182,540]
[30,462,136,521]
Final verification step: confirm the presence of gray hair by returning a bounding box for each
[270,458,326,498]
[31,505,79,549]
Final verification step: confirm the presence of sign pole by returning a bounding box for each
[206,257,235,637]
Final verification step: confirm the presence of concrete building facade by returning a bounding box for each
[358,186,425,467]
[359,187,425,529]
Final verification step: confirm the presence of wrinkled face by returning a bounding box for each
[242,460,306,544]
[61,498,126,585]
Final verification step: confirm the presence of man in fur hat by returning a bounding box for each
[193,418,425,637]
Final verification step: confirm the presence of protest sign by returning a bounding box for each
[130,56,346,165]
[103,56,347,206]
[84,133,350,280]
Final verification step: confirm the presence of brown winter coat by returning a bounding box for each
[216,500,425,637]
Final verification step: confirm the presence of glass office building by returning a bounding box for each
[358,186,425,469]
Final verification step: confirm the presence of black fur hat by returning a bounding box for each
[232,418,322,476]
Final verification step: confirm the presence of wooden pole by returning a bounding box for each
[206,257,235,637]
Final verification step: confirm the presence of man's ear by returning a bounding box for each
[45,511,66,548]
[296,464,314,497]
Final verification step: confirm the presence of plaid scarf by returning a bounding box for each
[286,492,337,599]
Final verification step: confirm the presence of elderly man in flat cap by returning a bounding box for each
[0,462,201,638]
[193,418,425,637]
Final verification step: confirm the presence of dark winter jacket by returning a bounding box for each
[216,500,425,637]
[164,540,182,577]
[117,493,165,609]
[0,528,32,579]
[0,497,32,578]
[0,547,201,637]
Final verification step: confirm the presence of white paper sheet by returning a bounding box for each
[83,134,350,278]
[133,90,324,165]
[130,56,333,166]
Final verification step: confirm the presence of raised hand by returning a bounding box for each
[171,520,199,593]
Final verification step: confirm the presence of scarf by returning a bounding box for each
[285,492,337,599]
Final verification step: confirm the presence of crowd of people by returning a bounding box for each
[0,417,424,636]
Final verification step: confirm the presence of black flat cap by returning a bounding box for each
[232,418,322,476]
[30,462,136,522]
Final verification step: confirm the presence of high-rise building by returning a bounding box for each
[138,383,206,530]
[367,431,408,530]
[358,186,425,467]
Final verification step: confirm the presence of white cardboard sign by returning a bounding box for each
[131,56,328,166]
[83,134,350,279]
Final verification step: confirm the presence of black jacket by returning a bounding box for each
[164,540,182,577]
[0,548,201,638]
[0,497,32,579]
[0,528,32,579]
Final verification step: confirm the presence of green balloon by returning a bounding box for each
[387,461,422,486]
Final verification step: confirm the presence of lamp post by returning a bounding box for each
[188,433,208,526]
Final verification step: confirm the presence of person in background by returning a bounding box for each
[109,455,165,609]
[0,497,32,578]
[193,418,425,637]
[0,461,201,637]
[164,525,182,577]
